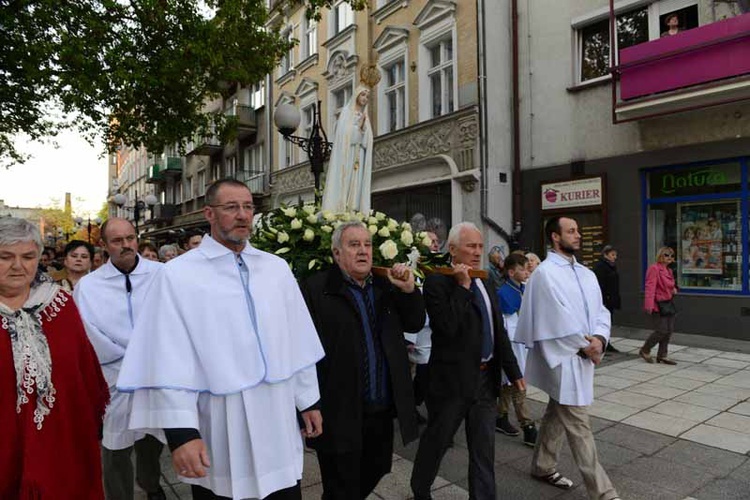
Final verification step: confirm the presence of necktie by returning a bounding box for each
[125,273,134,328]
[470,279,493,360]
[237,255,259,334]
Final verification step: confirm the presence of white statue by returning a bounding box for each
[321,85,374,214]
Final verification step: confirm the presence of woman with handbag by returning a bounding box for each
[640,247,678,365]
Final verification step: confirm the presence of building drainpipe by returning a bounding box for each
[478,0,520,247]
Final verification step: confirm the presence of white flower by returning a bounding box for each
[323,211,336,221]
[303,205,316,215]
[375,211,386,221]
[321,225,333,233]
[303,228,315,242]
[368,216,379,225]
[378,226,390,237]
[353,212,365,221]
[307,214,318,224]
[290,218,303,230]
[277,231,290,243]
[421,235,433,248]
[401,222,412,232]
[282,207,297,218]
[379,240,398,260]
[387,218,398,230]
[275,247,291,254]
[340,213,351,221]
[400,230,414,246]
[332,221,342,228]
[368,224,378,235]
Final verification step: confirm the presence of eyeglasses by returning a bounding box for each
[210,203,255,214]
[662,252,674,258]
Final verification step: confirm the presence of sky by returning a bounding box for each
[0,131,109,216]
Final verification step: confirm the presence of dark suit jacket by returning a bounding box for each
[424,273,521,402]
[300,265,425,454]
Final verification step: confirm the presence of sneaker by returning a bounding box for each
[495,415,520,436]
[522,424,538,447]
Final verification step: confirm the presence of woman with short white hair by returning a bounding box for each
[0,218,109,498]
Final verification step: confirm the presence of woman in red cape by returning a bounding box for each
[0,218,109,499]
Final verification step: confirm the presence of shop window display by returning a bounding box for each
[644,159,747,294]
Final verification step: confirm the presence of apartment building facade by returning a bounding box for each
[486,0,750,337]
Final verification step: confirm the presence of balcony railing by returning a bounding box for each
[613,12,750,122]
[146,164,162,183]
[234,170,266,194]
[161,155,183,175]
[224,103,256,140]
[186,135,223,156]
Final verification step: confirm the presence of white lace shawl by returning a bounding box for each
[0,282,64,430]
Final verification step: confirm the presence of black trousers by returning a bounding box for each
[191,482,301,500]
[411,370,497,500]
[316,411,394,500]
[413,363,430,408]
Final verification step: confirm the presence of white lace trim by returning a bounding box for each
[0,282,66,430]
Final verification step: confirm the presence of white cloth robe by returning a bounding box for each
[514,252,611,406]
[74,256,164,450]
[117,236,324,500]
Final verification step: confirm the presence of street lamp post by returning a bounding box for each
[274,100,333,205]
[74,216,103,243]
[113,191,158,235]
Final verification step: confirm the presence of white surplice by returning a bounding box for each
[514,251,610,406]
[74,256,163,450]
[117,236,324,500]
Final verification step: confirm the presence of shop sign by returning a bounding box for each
[541,177,603,210]
[649,163,741,198]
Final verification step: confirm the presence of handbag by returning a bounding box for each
[656,299,677,317]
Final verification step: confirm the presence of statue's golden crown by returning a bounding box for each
[359,63,382,88]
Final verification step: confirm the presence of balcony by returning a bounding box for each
[224,103,256,140]
[186,135,223,157]
[146,164,162,183]
[151,203,179,222]
[161,156,183,176]
[234,170,267,194]
[614,13,750,122]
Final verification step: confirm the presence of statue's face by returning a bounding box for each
[356,89,369,107]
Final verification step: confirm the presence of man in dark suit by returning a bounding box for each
[411,222,525,500]
[301,221,425,500]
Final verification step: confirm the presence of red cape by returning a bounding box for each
[1,289,109,499]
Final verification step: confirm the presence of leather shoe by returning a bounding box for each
[657,357,677,365]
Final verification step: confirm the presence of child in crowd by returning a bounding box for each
[495,253,538,446]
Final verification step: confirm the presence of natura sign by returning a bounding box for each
[541,177,603,211]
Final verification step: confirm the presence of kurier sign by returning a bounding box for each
[541,177,603,210]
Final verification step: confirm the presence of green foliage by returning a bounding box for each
[251,203,446,281]
[0,0,365,167]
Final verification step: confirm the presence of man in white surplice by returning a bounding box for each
[74,217,166,500]
[117,179,325,500]
[515,216,620,500]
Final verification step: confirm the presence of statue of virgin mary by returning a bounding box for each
[321,85,374,214]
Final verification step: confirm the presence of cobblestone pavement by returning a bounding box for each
[138,326,750,499]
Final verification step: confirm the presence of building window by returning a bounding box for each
[280,28,294,74]
[331,85,352,124]
[384,60,406,132]
[301,104,315,139]
[576,3,700,83]
[303,17,318,59]
[244,144,266,192]
[427,38,454,118]
[185,176,194,200]
[643,158,748,294]
[250,81,265,110]
[197,170,206,196]
[226,156,237,178]
[334,1,353,35]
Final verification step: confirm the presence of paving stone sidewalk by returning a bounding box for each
[140,327,750,499]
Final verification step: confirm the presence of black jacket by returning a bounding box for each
[300,265,425,453]
[424,274,521,402]
[593,258,621,311]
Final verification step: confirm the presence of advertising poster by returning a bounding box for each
[679,204,724,275]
